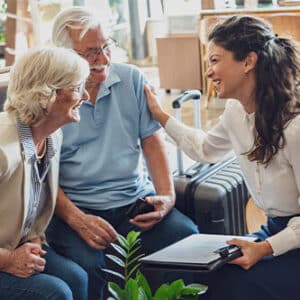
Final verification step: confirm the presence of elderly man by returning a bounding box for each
[46,7,198,300]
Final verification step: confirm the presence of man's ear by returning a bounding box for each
[244,51,258,74]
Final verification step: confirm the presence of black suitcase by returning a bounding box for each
[171,91,249,235]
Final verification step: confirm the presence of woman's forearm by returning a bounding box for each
[158,111,171,127]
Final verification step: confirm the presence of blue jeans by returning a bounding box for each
[198,216,300,300]
[46,205,199,300]
[0,245,88,300]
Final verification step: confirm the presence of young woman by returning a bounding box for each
[0,47,90,300]
[145,15,300,300]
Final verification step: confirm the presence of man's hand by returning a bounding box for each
[227,239,273,270]
[3,243,46,278]
[129,195,174,230]
[55,187,118,250]
[69,213,118,250]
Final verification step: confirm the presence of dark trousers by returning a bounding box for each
[0,246,88,300]
[46,205,199,300]
[199,216,300,300]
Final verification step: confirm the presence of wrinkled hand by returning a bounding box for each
[144,85,169,126]
[30,237,42,246]
[227,239,273,270]
[70,213,118,250]
[4,242,46,278]
[129,195,175,231]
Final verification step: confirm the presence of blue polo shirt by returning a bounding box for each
[59,63,160,210]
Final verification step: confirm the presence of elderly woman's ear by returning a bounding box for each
[39,98,48,110]
[37,90,57,117]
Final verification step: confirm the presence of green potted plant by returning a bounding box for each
[103,231,207,300]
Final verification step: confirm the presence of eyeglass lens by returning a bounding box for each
[85,39,115,59]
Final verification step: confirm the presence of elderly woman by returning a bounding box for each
[146,15,300,300]
[0,47,90,300]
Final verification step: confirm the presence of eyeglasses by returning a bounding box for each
[76,38,117,61]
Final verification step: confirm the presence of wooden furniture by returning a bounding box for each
[201,0,214,9]
[5,0,18,66]
[265,13,300,39]
[4,0,49,66]
[5,0,36,66]
[156,34,202,91]
[246,198,267,233]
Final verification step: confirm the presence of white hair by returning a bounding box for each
[52,7,102,48]
[4,46,90,125]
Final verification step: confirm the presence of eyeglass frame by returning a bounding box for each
[75,38,118,61]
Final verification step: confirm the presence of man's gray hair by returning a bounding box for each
[52,7,101,48]
[5,46,90,125]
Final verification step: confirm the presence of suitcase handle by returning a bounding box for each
[171,90,202,175]
[172,90,201,109]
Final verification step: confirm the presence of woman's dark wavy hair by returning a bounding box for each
[208,15,300,165]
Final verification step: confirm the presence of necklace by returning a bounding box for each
[36,139,47,161]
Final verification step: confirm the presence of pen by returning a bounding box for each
[214,244,240,258]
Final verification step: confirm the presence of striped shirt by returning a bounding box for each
[17,119,56,243]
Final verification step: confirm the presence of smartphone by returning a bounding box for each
[126,197,154,219]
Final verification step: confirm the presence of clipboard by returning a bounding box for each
[140,234,257,273]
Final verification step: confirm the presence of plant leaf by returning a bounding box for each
[138,286,149,300]
[180,296,198,300]
[127,231,141,245]
[127,254,145,269]
[127,245,142,259]
[154,283,170,300]
[183,284,208,295]
[125,278,139,300]
[102,268,125,280]
[185,283,208,290]
[127,238,141,250]
[106,254,125,268]
[126,231,142,250]
[110,242,127,258]
[108,282,126,300]
[136,271,152,300]
[168,279,185,298]
[126,263,141,280]
[181,287,200,296]
[118,234,130,250]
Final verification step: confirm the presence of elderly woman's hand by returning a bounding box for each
[4,242,46,278]
[144,85,170,126]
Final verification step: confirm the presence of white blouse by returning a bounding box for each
[165,99,300,256]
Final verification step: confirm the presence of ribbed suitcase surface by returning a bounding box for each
[175,157,249,236]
